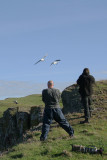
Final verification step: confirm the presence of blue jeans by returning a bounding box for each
[40,108,74,140]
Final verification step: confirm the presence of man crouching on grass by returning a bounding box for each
[40,80,74,141]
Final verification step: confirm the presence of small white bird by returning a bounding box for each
[13,100,18,104]
[34,54,48,65]
[50,60,61,66]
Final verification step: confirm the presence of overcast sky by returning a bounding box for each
[0,0,107,99]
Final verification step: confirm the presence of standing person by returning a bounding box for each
[77,68,95,124]
[40,80,74,141]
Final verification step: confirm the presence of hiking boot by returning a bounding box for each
[69,130,74,138]
[69,134,76,139]
[80,120,89,124]
[40,136,47,141]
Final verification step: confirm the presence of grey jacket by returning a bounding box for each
[42,88,61,108]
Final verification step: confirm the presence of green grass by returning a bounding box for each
[0,94,44,117]
[0,81,107,160]
[0,94,63,117]
[1,117,107,160]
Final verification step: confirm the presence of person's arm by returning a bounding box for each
[42,90,45,103]
[90,75,95,84]
[57,89,61,101]
[77,75,82,85]
[92,76,95,84]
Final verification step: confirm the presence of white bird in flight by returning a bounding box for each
[50,60,61,66]
[34,54,48,65]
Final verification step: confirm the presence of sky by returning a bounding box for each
[0,0,107,100]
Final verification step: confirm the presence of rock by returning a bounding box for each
[61,84,82,114]
[30,106,43,128]
[1,108,18,149]
[0,106,44,150]
[16,112,30,140]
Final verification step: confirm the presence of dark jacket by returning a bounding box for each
[42,88,61,108]
[77,74,95,97]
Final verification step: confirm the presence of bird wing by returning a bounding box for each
[34,54,48,65]
[34,60,41,65]
[55,60,61,61]
[50,59,61,66]
[50,62,54,66]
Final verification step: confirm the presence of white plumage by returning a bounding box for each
[50,60,61,66]
[34,54,48,65]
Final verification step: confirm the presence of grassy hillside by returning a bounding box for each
[0,80,107,160]
[0,94,44,117]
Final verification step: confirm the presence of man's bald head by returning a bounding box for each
[47,80,54,88]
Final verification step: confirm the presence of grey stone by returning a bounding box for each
[0,106,43,150]
[62,84,82,114]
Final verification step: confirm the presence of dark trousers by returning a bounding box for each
[81,96,92,120]
[40,108,74,140]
